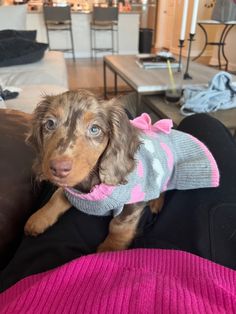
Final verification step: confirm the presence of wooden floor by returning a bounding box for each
[66,58,129,91]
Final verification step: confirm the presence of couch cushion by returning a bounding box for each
[0,51,68,88]
[0,109,40,269]
[4,84,68,114]
[0,4,27,30]
[0,38,48,67]
[0,29,37,41]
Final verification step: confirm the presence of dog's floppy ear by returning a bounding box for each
[99,99,140,185]
[26,95,53,151]
[26,118,42,153]
[26,102,45,153]
[26,97,51,177]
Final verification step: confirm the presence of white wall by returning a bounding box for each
[170,0,216,57]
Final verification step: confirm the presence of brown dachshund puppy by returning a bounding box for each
[24,89,162,252]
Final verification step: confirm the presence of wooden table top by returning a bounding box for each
[104,55,236,94]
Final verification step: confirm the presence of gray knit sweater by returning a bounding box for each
[64,114,220,217]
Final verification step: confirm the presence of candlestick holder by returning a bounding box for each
[183,33,195,80]
[178,39,184,72]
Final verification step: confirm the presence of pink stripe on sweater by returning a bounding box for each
[188,134,220,187]
[1,249,236,314]
[64,184,115,201]
[160,142,174,171]
[137,160,144,177]
[128,184,145,203]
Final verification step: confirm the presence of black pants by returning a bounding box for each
[1,113,236,292]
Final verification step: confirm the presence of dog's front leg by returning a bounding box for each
[97,202,145,252]
[24,187,71,236]
[149,193,165,214]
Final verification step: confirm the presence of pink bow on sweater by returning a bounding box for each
[130,113,173,135]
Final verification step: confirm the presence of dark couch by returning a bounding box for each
[0,109,41,269]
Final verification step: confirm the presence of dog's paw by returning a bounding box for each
[96,242,113,253]
[97,239,128,253]
[149,194,165,214]
[24,212,52,236]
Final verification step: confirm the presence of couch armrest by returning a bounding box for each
[0,109,40,269]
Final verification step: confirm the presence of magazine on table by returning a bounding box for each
[136,52,179,69]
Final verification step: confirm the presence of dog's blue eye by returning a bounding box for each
[89,124,101,136]
[45,119,56,131]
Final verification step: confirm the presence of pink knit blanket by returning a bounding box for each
[0,249,236,313]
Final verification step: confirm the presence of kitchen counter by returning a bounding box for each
[28,9,141,14]
[27,10,140,58]
[27,5,141,14]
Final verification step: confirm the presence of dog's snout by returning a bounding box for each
[49,159,72,178]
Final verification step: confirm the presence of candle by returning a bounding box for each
[180,0,189,40]
[190,0,199,34]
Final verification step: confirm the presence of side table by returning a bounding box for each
[193,20,236,71]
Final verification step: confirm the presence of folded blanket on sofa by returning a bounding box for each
[0,79,21,101]
[0,96,6,109]
[1,249,236,313]
[0,86,19,100]
[180,71,236,116]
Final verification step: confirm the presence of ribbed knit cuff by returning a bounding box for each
[1,249,235,314]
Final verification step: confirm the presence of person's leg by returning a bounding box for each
[0,182,112,292]
[132,113,236,270]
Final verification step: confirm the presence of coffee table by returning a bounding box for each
[103,55,236,113]
[143,95,236,135]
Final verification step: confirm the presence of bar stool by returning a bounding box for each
[43,5,76,61]
[90,7,119,58]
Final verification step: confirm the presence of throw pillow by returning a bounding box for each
[0,38,48,67]
[0,29,37,41]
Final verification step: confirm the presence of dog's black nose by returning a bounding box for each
[49,159,72,178]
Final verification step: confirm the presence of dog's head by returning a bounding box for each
[27,89,140,188]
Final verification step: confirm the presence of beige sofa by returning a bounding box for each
[1,51,69,113]
[0,4,68,113]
